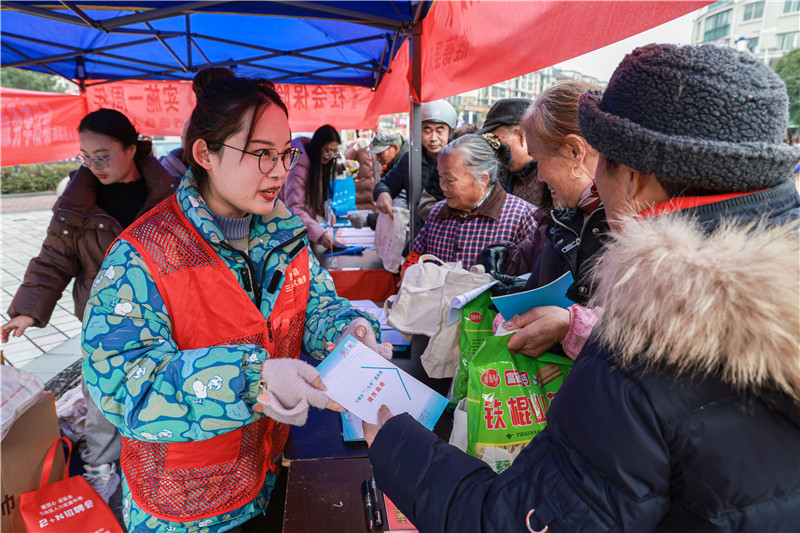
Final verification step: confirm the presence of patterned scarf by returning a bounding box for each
[578,182,602,214]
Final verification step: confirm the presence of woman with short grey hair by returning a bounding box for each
[409,133,537,267]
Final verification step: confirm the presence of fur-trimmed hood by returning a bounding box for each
[588,214,800,405]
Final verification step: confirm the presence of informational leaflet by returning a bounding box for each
[317,335,447,429]
[490,271,575,320]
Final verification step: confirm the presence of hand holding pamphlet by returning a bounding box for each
[317,335,447,429]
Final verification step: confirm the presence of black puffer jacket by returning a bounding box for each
[530,205,608,305]
[369,180,800,533]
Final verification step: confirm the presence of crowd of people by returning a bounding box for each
[2,41,798,532]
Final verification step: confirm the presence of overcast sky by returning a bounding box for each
[554,9,700,82]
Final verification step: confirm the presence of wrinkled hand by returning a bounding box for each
[1,315,35,344]
[256,358,343,425]
[326,317,393,359]
[505,306,571,358]
[376,192,394,219]
[362,404,394,446]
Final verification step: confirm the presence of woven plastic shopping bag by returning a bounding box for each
[20,436,123,533]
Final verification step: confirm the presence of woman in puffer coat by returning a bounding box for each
[363,44,800,532]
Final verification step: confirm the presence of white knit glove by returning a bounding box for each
[256,358,329,426]
[340,317,393,360]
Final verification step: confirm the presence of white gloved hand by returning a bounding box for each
[340,317,393,360]
[256,358,330,426]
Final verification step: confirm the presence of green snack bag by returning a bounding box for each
[466,335,573,473]
[451,291,497,405]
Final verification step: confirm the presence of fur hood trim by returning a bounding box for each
[588,215,800,402]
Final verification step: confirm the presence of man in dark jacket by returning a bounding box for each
[364,44,800,532]
[369,131,408,177]
[373,99,457,221]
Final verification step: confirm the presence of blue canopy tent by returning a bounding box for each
[1,1,710,233]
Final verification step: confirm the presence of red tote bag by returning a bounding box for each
[19,437,124,533]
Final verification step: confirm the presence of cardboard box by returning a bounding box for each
[1,391,65,532]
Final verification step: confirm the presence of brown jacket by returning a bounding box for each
[344,140,378,210]
[8,156,177,326]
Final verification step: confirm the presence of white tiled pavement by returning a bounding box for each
[1,193,83,381]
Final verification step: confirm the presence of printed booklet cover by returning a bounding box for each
[317,335,447,429]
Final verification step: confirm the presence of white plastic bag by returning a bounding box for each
[0,365,45,440]
[374,206,410,273]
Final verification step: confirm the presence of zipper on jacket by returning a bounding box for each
[267,319,274,343]
[219,242,262,306]
[550,206,605,273]
[261,230,309,296]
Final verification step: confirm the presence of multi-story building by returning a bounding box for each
[447,67,605,126]
[692,0,800,66]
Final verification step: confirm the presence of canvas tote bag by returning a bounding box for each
[374,207,410,273]
[384,254,461,336]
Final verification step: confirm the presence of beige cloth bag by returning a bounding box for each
[384,254,461,337]
[374,207,410,273]
[419,265,495,378]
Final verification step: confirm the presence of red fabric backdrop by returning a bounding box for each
[1,88,88,167]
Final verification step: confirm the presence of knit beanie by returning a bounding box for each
[578,43,800,194]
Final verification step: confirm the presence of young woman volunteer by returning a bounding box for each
[2,108,177,501]
[279,124,344,248]
[81,77,382,531]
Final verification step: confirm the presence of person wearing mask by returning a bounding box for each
[159,67,235,179]
[363,43,800,533]
[1,108,177,501]
[410,134,537,267]
[344,128,378,211]
[82,77,384,532]
[373,100,457,220]
[280,124,343,249]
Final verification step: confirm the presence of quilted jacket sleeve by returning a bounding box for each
[81,239,265,443]
[368,353,671,532]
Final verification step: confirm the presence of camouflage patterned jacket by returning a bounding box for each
[81,171,378,532]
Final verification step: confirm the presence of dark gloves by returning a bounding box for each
[480,245,528,295]
[480,245,509,276]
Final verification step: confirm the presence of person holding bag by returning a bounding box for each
[363,44,800,532]
[82,77,382,532]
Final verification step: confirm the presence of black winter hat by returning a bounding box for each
[477,98,532,135]
[578,43,800,194]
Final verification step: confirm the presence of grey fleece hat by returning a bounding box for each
[578,43,800,194]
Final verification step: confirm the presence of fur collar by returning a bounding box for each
[588,214,800,403]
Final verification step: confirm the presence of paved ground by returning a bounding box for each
[1,192,84,381]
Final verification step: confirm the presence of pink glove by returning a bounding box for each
[257,358,329,426]
[341,317,393,360]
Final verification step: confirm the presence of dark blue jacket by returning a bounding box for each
[369,180,800,532]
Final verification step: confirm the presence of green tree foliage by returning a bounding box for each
[0,67,66,93]
[775,48,800,127]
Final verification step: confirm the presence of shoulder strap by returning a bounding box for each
[40,436,71,488]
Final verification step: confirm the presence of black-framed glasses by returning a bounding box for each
[219,143,300,174]
[75,151,117,170]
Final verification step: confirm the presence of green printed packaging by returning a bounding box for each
[451,291,497,405]
[466,335,573,473]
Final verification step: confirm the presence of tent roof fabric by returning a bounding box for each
[1,1,432,87]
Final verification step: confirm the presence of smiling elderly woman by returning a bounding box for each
[410,134,537,267]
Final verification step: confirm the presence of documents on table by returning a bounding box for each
[490,271,575,321]
[318,335,447,429]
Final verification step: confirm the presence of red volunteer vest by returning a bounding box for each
[116,196,309,522]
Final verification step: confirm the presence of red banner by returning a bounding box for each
[1,88,88,167]
[85,80,378,136]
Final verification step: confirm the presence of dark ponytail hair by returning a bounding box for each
[184,77,288,188]
[304,124,341,216]
[192,67,235,98]
[78,108,150,164]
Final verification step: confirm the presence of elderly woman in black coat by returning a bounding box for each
[363,44,800,533]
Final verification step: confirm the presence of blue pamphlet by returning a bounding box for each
[490,271,575,319]
[317,335,447,429]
